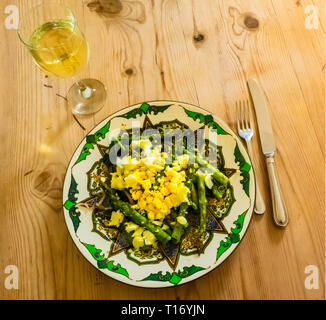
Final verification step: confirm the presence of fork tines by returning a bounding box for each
[236,100,251,132]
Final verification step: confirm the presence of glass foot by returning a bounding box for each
[67,78,107,115]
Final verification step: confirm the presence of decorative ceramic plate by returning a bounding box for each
[63,101,255,288]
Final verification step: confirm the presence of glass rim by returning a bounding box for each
[17,3,78,50]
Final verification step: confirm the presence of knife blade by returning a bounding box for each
[247,79,275,156]
[247,78,289,227]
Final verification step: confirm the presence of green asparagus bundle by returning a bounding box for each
[99,138,229,250]
[103,186,172,245]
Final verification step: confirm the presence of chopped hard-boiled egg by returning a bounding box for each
[177,216,188,226]
[108,210,124,227]
[110,140,190,220]
[143,230,156,246]
[133,227,145,238]
[124,221,139,233]
[133,236,144,249]
[125,223,157,250]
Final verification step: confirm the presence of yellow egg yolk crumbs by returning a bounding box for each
[110,140,190,221]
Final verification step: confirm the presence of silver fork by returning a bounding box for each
[236,100,265,214]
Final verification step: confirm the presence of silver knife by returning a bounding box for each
[247,78,289,227]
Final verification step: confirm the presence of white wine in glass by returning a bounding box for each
[18,3,107,115]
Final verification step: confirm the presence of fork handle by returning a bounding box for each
[266,155,289,227]
[246,141,265,214]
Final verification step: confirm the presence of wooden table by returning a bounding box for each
[0,0,324,300]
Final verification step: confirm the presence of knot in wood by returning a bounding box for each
[88,0,123,15]
[32,163,66,208]
[244,15,259,30]
[193,33,205,42]
[125,68,134,76]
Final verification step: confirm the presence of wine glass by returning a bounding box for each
[18,3,107,115]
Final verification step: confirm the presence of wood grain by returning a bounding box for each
[0,0,324,300]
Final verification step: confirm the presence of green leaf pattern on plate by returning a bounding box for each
[75,121,111,165]
[64,175,80,233]
[118,102,172,119]
[216,210,248,260]
[142,265,205,285]
[183,108,229,135]
[83,243,129,278]
[234,143,251,196]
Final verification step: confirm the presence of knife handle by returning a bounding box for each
[266,156,289,227]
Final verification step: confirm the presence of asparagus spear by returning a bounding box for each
[190,181,199,209]
[171,202,189,244]
[189,200,198,211]
[197,174,207,239]
[196,156,229,185]
[104,187,172,244]
[184,149,229,185]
